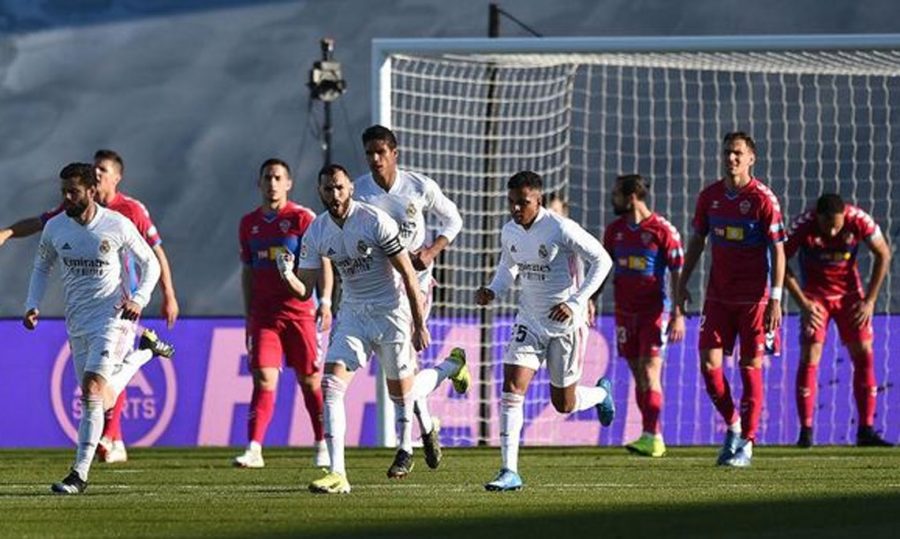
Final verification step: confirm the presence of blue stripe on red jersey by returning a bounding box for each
[247,235,300,268]
[707,215,768,247]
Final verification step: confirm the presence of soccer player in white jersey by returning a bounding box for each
[23,163,161,494]
[354,125,465,469]
[274,164,470,494]
[476,171,616,492]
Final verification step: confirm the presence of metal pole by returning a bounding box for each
[477,2,501,446]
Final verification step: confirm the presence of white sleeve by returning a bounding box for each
[561,220,612,309]
[297,225,323,270]
[488,233,518,295]
[424,179,463,244]
[25,228,57,311]
[122,220,160,308]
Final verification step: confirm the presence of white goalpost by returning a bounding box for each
[370,35,900,448]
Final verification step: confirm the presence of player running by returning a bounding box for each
[24,163,163,494]
[676,132,786,467]
[1,149,176,463]
[234,158,333,469]
[604,174,685,458]
[476,170,615,492]
[785,193,893,447]
[276,165,469,494]
[354,124,464,469]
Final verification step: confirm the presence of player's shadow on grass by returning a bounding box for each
[254,490,900,539]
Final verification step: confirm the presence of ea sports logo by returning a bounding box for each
[50,341,177,446]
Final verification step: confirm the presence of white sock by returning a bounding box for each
[572,384,608,413]
[411,359,457,399]
[391,392,414,454]
[728,421,742,434]
[500,392,525,473]
[322,375,347,476]
[108,349,154,396]
[72,395,104,481]
[413,399,434,435]
[247,441,262,453]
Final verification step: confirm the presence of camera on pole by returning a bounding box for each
[307,38,346,165]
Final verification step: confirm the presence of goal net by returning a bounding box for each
[371,36,900,447]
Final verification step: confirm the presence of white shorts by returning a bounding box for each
[504,321,587,388]
[68,319,137,382]
[325,304,416,380]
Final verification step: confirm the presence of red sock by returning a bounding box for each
[795,363,818,428]
[643,389,663,434]
[702,367,738,426]
[740,366,763,442]
[850,348,877,427]
[301,384,325,442]
[248,388,276,444]
[103,389,127,440]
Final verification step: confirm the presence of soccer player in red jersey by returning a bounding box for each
[604,174,685,457]
[235,158,333,469]
[676,132,786,467]
[1,149,177,463]
[785,193,892,447]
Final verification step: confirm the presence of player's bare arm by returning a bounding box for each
[765,241,786,332]
[854,234,891,327]
[0,216,43,246]
[389,249,431,352]
[315,256,334,332]
[785,265,825,331]
[676,233,706,311]
[667,268,686,342]
[152,244,179,328]
[411,234,449,271]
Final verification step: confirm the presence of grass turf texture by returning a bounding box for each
[1,447,898,538]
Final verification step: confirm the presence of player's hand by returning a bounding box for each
[852,298,875,328]
[0,228,12,247]
[548,302,573,323]
[276,250,295,279]
[317,303,333,332]
[475,286,495,305]
[22,308,39,330]
[764,298,782,332]
[410,246,437,272]
[412,324,431,352]
[667,311,686,343]
[800,300,825,332]
[162,293,179,329]
[587,300,597,327]
[119,299,143,321]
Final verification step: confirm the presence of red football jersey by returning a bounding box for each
[239,202,317,321]
[692,178,785,304]
[785,205,881,300]
[604,212,684,314]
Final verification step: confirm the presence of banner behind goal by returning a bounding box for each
[371,35,900,447]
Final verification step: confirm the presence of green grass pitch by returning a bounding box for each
[1,446,898,538]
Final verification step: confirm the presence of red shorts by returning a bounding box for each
[699,300,773,359]
[802,294,873,345]
[247,317,319,375]
[614,310,665,359]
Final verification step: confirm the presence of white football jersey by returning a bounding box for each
[489,207,613,336]
[354,169,462,285]
[298,200,405,309]
[25,205,160,337]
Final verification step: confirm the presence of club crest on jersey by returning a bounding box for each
[357,240,371,256]
[99,239,111,254]
[538,244,549,258]
[844,233,855,244]
[406,202,417,218]
[711,200,720,209]
[279,219,291,233]
[641,232,652,245]
[510,244,518,253]
[251,225,259,235]
[739,200,752,215]
[615,232,624,241]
